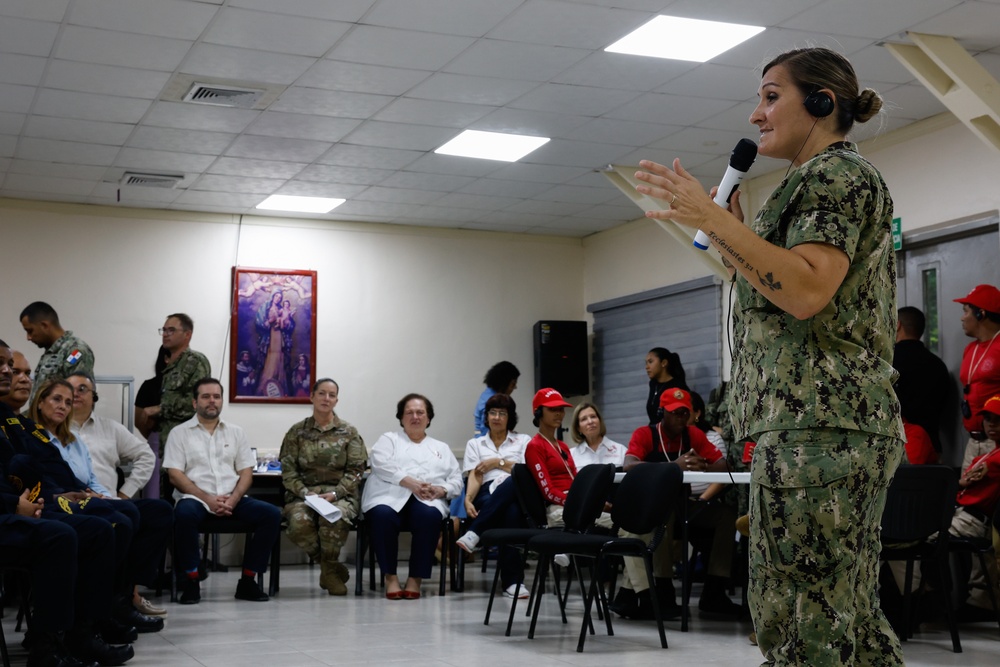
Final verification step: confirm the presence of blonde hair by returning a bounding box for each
[570,402,607,444]
[29,379,76,445]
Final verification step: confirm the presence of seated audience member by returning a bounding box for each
[893,306,949,452]
[163,378,280,604]
[689,391,729,499]
[902,419,938,465]
[279,378,366,596]
[612,388,739,620]
[569,402,626,468]
[67,371,173,618]
[19,301,95,404]
[0,343,133,666]
[951,394,1000,615]
[361,393,462,600]
[454,394,531,598]
[474,361,520,437]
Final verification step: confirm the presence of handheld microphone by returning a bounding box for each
[692,138,758,250]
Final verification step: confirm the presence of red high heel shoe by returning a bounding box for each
[385,590,405,600]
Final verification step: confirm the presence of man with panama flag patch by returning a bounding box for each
[19,301,95,405]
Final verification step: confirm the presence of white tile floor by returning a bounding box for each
[3,562,999,666]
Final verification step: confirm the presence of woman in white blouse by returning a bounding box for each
[454,394,531,598]
[569,402,626,468]
[361,393,462,600]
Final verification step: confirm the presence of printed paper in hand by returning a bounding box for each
[305,495,343,523]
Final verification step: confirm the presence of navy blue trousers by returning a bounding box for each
[466,478,526,587]
[366,497,442,580]
[173,496,281,575]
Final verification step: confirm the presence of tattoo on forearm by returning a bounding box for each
[757,271,782,291]
[708,231,753,273]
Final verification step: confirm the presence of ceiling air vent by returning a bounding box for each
[182,82,266,109]
[120,172,183,188]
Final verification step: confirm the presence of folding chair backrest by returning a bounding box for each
[611,462,683,535]
[561,463,615,532]
[880,465,956,552]
[511,463,548,529]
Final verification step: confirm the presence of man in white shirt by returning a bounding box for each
[67,371,173,619]
[162,378,280,604]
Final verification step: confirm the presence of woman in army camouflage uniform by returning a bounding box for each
[279,378,366,596]
[634,48,903,666]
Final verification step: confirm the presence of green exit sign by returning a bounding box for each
[892,217,902,251]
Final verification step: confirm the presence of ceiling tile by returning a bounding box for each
[115,147,216,172]
[509,83,639,116]
[0,136,18,158]
[295,164,397,185]
[226,135,332,162]
[0,17,60,58]
[7,159,107,181]
[327,25,475,70]
[342,120,457,151]
[68,0,219,40]
[128,126,237,155]
[354,185,443,205]
[605,93,737,126]
[374,98,495,128]
[522,137,629,169]
[174,189,263,208]
[659,63,757,101]
[407,73,538,106]
[0,0,71,23]
[0,84,35,114]
[246,111,361,142]
[3,172,96,195]
[99,182,182,204]
[204,7,349,57]
[180,43,316,84]
[879,83,948,121]
[55,25,192,71]
[0,113,25,135]
[402,154,503,178]
[207,157,307,179]
[435,191,521,211]
[24,116,134,145]
[299,60,431,95]
[34,89,152,124]
[274,180,368,198]
[43,61,172,99]
[386,171,476,192]
[0,54,47,86]
[270,87,394,118]
[553,51,691,91]
[487,0,647,50]
[457,177,551,199]
[907,1,1000,51]
[444,39,588,81]
[564,118,670,147]
[470,107,592,139]
[364,0,523,36]
[16,137,120,166]
[316,144,422,170]
[144,101,260,133]
[783,0,963,40]
[191,173,286,194]
[489,161,589,184]
[229,0,376,22]
[332,199,411,218]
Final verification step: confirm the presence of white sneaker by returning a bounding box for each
[456,530,480,554]
[504,583,531,599]
[553,553,571,568]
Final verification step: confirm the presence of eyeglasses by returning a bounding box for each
[73,386,93,395]
[487,410,508,418]
[158,327,182,335]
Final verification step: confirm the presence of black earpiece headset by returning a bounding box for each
[974,307,986,321]
[654,406,664,422]
[803,89,835,118]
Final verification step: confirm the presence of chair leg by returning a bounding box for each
[528,555,550,639]
[354,523,365,596]
[577,563,602,653]
[644,554,668,649]
[505,548,530,637]
[938,556,962,653]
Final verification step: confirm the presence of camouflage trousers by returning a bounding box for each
[749,429,904,666]
[283,500,353,565]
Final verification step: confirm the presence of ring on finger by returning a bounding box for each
[670,193,677,204]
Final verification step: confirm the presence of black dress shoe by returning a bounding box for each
[114,607,164,634]
[234,576,269,602]
[67,633,134,666]
[178,579,200,605]
[609,587,642,619]
[99,620,137,646]
[27,633,100,667]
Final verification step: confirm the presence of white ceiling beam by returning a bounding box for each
[884,33,1000,155]
[603,165,729,280]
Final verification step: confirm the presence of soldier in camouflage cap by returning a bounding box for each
[19,301,95,405]
[635,48,903,665]
[279,378,366,595]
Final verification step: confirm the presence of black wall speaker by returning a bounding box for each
[533,320,589,397]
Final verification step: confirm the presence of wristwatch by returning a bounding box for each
[499,459,507,470]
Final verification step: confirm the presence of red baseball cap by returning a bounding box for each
[659,388,692,413]
[979,395,1000,417]
[954,284,1000,315]
[532,387,571,411]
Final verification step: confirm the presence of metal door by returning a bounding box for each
[897,213,1000,465]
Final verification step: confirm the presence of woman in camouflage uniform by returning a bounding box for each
[634,48,903,666]
[280,378,366,596]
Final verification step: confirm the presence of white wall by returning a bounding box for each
[0,200,584,455]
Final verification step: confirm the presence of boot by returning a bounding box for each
[653,578,682,620]
[609,587,640,618]
[698,576,742,616]
[319,559,347,596]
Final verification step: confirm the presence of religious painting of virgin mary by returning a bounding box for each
[230,267,317,403]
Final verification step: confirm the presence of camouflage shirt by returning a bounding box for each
[729,142,902,442]
[279,415,367,513]
[158,347,211,445]
[30,330,94,404]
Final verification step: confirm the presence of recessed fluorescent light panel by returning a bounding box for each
[256,195,345,213]
[435,130,550,162]
[606,15,765,62]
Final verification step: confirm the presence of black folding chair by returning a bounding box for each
[880,465,961,652]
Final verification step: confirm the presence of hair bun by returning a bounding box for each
[854,88,883,123]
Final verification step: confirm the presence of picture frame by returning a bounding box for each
[230,267,317,403]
